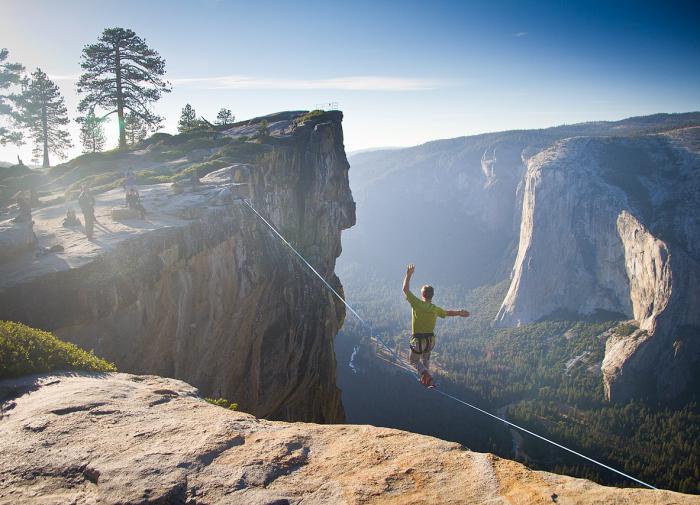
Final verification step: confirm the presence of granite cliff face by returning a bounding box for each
[496,127,700,401]
[0,111,354,422]
[3,372,697,504]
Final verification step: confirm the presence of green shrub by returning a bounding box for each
[204,397,238,410]
[616,322,638,337]
[0,321,116,379]
[184,137,215,151]
[173,159,231,181]
[297,109,326,123]
[218,140,268,162]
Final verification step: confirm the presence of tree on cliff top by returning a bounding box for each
[77,110,106,153]
[0,48,24,146]
[178,103,198,133]
[13,69,72,167]
[216,108,234,126]
[77,27,171,149]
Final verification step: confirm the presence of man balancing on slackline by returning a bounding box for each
[402,263,470,387]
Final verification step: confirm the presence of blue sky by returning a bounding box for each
[1,0,699,163]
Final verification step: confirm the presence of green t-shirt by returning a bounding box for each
[405,290,447,334]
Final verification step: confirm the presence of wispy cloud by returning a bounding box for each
[171,75,448,91]
[49,74,80,82]
[47,73,454,91]
[512,31,528,37]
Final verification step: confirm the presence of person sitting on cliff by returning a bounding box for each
[403,263,470,387]
[125,188,146,219]
[62,209,81,227]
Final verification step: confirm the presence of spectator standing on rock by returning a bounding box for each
[78,185,96,239]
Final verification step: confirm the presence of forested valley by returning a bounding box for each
[335,268,700,494]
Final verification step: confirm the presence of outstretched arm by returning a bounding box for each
[445,309,470,317]
[403,263,415,295]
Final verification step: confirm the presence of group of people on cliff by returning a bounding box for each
[71,169,146,239]
[11,168,149,243]
[70,169,146,239]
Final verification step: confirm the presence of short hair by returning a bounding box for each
[421,285,434,300]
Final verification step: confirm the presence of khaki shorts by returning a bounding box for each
[409,333,435,375]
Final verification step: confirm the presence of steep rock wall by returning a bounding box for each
[495,138,632,325]
[0,111,355,422]
[496,128,700,401]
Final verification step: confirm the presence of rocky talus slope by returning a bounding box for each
[1,373,697,505]
[0,111,354,422]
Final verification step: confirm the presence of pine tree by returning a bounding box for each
[77,111,106,153]
[0,48,24,146]
[77,27,171,149]
[178,103,197,133]
[124,112,148,145]
[13,68,72,167]
[216,108,234,126]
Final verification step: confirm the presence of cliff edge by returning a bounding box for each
[0,111,354,422]
[1,373,696,504]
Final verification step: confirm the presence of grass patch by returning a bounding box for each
[205,397,238,410]
[297,109,327,124]
[0,321,116,379]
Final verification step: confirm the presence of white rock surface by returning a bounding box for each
[0,219,36,263]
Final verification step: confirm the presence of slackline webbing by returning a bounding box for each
[242,199,657,491]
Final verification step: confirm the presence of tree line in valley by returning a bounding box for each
[0,28,237,168]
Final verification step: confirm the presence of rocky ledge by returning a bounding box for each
[0,111,354,423]
[1,373,696,504]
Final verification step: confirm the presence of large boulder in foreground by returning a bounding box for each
[0,373,696,504]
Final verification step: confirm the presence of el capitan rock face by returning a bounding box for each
[0,111,354,423]
[496,128,700,402]
[2,372,698,504]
